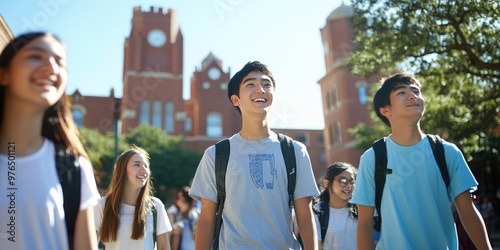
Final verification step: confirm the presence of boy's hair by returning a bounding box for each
[373,72,422,127]
[227,61,276,114]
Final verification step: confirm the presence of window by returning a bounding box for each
[165,102,174,133]
[140,100,150,124]
[207,112,222,137]
[72,109,83,128]
[335,121,342,144]
[152,100,162,127]
[295,132,308,145]
[317,133,324,147]
[332,88,339,108]
[326,92,331,112]
[329,125,334,146]
[184,117,192,132]
[358,85,367,104]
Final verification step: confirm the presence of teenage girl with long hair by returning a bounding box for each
[94,146,172,249]
[0,32,100,250]
[316,162,358,250]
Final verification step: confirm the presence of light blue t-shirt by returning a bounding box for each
[189,132,320,250]
[351,135,477,250]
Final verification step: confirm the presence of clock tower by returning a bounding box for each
[121,6,184,134]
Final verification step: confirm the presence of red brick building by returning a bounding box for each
[318,4,378,167]
[0,4,375,182]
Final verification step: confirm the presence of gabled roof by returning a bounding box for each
[201,52,223,70]
[327,3,354,21]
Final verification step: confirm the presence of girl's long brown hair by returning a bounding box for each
[99,146,154,242]
[0,32,88,159]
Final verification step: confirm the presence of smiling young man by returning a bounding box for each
[189,61,319,250]
[351,73,492,250]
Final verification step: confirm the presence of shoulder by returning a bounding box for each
[151,196,165,207]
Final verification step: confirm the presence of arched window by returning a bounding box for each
[140,100,150,124]
[152,100,162,127]
[164,102,174,133]
[72,109,83,128]
[207,112,222,137]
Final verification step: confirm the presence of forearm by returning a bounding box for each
[459,207,492,250]
[357,222,375,250]
[195,217,214,250]
[297,216,318,250]
[74,208,98,250]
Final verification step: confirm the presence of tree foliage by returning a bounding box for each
[80,125,202,200]
[348,0,500,193]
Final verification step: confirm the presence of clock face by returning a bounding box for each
[147,29,167,48]
[208,67,221,81]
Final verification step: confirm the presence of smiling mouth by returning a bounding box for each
[252,97,267,103]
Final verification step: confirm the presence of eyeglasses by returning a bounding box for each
[334,177,355,188]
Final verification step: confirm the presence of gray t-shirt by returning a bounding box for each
[190,132,319,250]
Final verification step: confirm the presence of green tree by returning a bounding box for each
[348,0,500,193]
[79,127,118,189]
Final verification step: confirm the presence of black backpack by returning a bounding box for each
[372,134,450,232]
[211,133,297,250]
[54,143,82,250]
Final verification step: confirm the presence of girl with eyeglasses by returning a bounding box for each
[315,162,358,250]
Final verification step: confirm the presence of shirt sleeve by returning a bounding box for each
[79,156,101,210]
[293,141,320,200]
[154,197,173,235]
[350,149,376,207]
[189,146,217,202]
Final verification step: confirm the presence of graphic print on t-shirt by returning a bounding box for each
[249,154,276,189]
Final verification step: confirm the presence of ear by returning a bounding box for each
[379,106,391,117]
[230,95,240,107]
[322,179,329,188]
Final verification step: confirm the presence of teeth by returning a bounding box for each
[253,98,266,102]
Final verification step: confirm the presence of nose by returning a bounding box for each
[42,57,61,75]
[255,83,265,93]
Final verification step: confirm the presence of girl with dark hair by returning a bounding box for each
[316,162,358,250]
[167,186,200,250]
[94,146,172,250]
[0,32,100,250]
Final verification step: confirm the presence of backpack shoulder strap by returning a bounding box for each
[212,139,230,250]
[151,200,157,247]
[318,201,330,243]
[55,143,81,249]
[426,134,450,189]
[372,137,388,232]
[277,133,296,208]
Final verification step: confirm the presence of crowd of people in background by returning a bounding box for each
[1,31,498,250]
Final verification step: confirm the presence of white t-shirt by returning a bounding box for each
[0,138,100,250]
[315,207,357,250]
[95,197,172,250]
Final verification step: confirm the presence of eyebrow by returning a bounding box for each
[24,46,65,60]
[393,85,419,91]
[242,77,272,84]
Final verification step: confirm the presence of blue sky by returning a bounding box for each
[1,0,348,129]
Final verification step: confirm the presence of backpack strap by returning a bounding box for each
[212,139,230,250]
[426,135,450,189]
[372,137,388,232]
[55,143,81,250]
[151,201,157,247]
[277,133,297,208]
[318,201,330,244]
